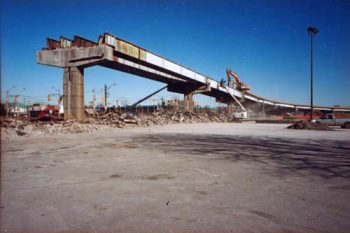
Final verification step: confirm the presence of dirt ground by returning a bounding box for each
[1,123,350,233]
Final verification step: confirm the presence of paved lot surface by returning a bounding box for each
[1,123,350,233]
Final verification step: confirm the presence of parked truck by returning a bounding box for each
[315,113,350,128]
[29,104,62,121]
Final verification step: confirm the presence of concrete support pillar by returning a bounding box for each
[227,102,235,115]
[261,102,266,117]
[63,67,85,121]
[184,93,194,112]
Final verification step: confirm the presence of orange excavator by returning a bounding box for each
[226,68,250,91]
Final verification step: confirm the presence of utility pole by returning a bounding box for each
[14,95,19,118]
[6,91,9,117]
[51,86,61,106]
[104,84,107,108]
[92,89,96,110]
[5,86,15,117]
[307,26,319,121]
[103,83,116,110]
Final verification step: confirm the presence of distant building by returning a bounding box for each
[5,102,27,116]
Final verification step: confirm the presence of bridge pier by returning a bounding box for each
[63,67,85,121]
[184,93,194,112]
[227,102,235,115]
[168,83,210,112]
[261,102,266,117]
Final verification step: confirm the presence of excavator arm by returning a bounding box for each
[226,68,250,91]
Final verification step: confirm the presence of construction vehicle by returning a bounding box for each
[223,68,249,119]
[224,86,247,119]
[226,68,250,91]
[48,94,64,115]
[29,104,62,121]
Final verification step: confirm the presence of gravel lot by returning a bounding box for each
[1,123,350,233]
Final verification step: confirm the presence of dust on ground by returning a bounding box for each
[1,123,350,233]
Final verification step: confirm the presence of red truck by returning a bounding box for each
[29,104,62,121]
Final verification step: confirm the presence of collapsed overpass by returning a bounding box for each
[37,32,350,121]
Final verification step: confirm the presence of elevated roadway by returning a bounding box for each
[37,33,350,121]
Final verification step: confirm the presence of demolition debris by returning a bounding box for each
[287,120,331,130]
[1,110,240,138]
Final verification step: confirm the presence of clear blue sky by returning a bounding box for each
[1,0,350,107]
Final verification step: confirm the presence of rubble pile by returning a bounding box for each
[138,110,238,126]
[85,110,239,127]
[1,118,108,138]
[1,110,240,138]
[287,120,331,130]
[1,119,29,137]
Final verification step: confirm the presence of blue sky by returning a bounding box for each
[1,0,350,107]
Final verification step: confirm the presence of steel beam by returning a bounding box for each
[131,85,167,107]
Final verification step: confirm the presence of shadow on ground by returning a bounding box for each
[130,134,350,180]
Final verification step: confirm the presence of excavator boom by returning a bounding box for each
[226,68,250,91]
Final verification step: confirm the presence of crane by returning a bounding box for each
[226,68,250,91]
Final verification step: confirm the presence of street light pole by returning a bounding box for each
[307,26,319,121]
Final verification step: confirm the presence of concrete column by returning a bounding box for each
[63,67,85,121]
[261,102,266,117]
[227,102,235,115]
[184,93,194,112]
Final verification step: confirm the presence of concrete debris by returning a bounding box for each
[1,110,240,139]
[287,120,331,130]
